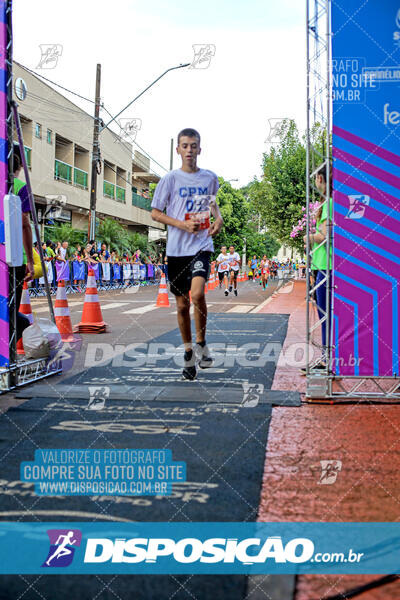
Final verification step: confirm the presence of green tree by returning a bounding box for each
[97,218,129,254]
[149,182,157,199]
[213,179,247,253]
[124,231,147,254]
[213,179,280,259]
[248,120,327,252]
[44,223,85,252]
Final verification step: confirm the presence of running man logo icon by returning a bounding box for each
[115,118,142,143]
[47,338,82,374]
[346,194,370,219]
[318,460,342,485]
[87,386,110,410]
[241,382,264,408]
[189,44,216,69]
[265,118,288,143]
[42,529,82,567]
[36,44,63,69]
[43,195,67,222]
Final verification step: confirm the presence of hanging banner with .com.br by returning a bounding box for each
[0,0,10,367]
[331,0,400,376]
[0,522,400,574]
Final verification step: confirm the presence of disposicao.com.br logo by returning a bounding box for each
[32,526,370,574]
[83,535,314,564]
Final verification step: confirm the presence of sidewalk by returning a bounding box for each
[256,280,400,599]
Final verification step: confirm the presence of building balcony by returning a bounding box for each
[73,166,88,190]
[132,191,151,211]
[103,180,115,199]
[54,159,72,184]
[116,185,126,203]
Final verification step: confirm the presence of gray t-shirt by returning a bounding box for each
[151,168,219,257]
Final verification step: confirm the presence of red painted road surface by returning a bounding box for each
[257,281,400,599]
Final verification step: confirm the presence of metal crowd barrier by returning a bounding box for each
[28,260,163,297]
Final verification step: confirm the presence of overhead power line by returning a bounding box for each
[20,64,95,105]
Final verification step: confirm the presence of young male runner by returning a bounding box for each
[151,128,223,380]
[227,245,241,296]
[216,245,230,296]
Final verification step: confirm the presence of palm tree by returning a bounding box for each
[97,218,129,253]
[45,223,85,249]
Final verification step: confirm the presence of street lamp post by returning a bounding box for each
[99,63,190,133]
[90,62,190,238]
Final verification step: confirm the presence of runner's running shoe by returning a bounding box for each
[234,289,238,296]
[229,285,233,292]
[195,342,213,369]
[182,349,197,380]
[224,289,229,296]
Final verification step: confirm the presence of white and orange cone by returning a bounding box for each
[156,273,170,307]
[55,280,79,342]
[73,268,109,333]
[17,281,33,355]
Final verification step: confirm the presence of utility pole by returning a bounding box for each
[242,237,246,274]
[169,138,174,170]
[89,63,101,240]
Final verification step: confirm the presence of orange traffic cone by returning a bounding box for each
[210,272,215,290]
[55,280,78,342]
[74,268,109,333]
[156,273,170,307]
[17,282,34,355]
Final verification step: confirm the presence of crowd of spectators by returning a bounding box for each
[30,240,169,294]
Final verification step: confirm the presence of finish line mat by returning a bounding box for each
[56,313,297,405]
[0,397,272,599]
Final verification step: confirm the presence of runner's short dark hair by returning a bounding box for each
[177,128,200,144]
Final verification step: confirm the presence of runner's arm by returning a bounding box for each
[208,202,223,237]
[151,208,199,233]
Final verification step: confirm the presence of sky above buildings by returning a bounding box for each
[14,0,306,187]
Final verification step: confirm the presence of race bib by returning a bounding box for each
[221,263,228,270]
[184,194,215,231]
[184,210,210,230]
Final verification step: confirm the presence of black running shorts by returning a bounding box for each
[230,269,239,280]
[218,270,228,281]
[167,251,211,296]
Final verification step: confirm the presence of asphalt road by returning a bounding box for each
[1,277,280,410]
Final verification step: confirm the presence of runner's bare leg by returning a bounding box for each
[191,276,207,343]
[175,294,192,349]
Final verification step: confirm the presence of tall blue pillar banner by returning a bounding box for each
[331,0,400,376]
